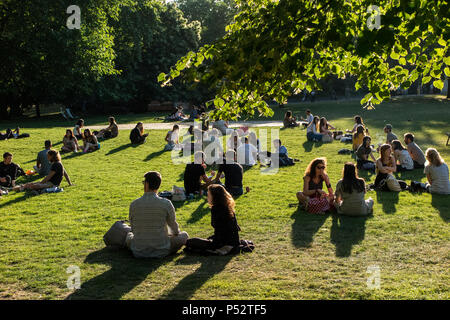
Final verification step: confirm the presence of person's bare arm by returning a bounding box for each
[323,174,334,195]
[302,176,317,196]
[64,170,72,186]
[41,171,55,183]
[426,173,432,185]
[201,174,211,184]
[370,151,376,162]
[165,132,170,142]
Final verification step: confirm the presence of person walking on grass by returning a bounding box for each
[126,171,189,258]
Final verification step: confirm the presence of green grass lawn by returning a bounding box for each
[0,96,449,299]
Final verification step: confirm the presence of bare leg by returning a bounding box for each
[296,192,308,206]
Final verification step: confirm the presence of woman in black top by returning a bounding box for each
[13,150,72,192]
[185,184,241,253]
[296,157,334,208]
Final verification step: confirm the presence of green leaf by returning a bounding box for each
[433,79,444,90]
[445,67,450,77]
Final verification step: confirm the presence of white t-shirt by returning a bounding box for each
[306,114,314,123]
[167,130,178,144]
[227,136,242,150]
[236,143,258,166]
[396,149,414,170]
[424,163,450,194]
[307,123,318,134]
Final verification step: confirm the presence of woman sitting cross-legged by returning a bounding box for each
[61,129,81,153]
[296,157,334,213]
[283,110,299,128]
[334,162,374,216]
[13,150,72,192]
[82,129,100,153]
[164,124,180,151]
[306,116,323,142]
[373,144,406,191]
[185,184,241,255]
[421,148,450,194]
[356,136,376,172]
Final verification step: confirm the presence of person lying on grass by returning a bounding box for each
[296,157,334,210]
[185,184,240,255]
[13,150,72,192]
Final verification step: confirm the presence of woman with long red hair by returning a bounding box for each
[185,184,240,253]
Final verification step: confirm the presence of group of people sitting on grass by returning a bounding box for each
[0,143,73,198]
[125,171,244,258]
[61,117,119,153]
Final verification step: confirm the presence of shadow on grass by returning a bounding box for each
[376,191,399,214]
[302,140,323,152]
[330,215,369,257]
[290,208,330,248]
[106,143,139,156]
[159,254,233,300]
[0,192,34,209]
[144,149,166,162]
[431,194,450,222]
[186,199,209,224]
[66,247,177,300]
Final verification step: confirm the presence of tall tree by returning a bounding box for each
[159,0,450,120]
[176,0,238,45]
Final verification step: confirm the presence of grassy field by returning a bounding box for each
[0,96,449,300]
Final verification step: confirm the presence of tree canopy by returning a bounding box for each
[159,0,450,120]
[0,0,205,118]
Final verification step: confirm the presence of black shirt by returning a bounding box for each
[357,145,372,160]
[129,127,142,143]
[184,163,206,194]
[211,205,240,248]
[218,162,243,189]
[49,162,64,186]
[0,162,24,180]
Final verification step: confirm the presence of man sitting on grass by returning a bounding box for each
[126,171,189,258]
[0,152,25,188]
[34,140,53,176]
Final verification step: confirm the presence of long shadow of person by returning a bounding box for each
[106,143,139,156]
[159,254,233,300]
[330,215,369,257]
[302,141,314,153]
[66,247,177,300]
[144,149,166,162]
[376,191,399,214]
[290,208,330,248]
[431,194,449,222]
[186,199,209,224]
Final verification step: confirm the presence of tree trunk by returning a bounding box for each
[36,104,41,118]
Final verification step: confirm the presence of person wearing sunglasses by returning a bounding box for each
[296,157,334,210]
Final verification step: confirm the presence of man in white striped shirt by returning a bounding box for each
[126,171,188,258]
